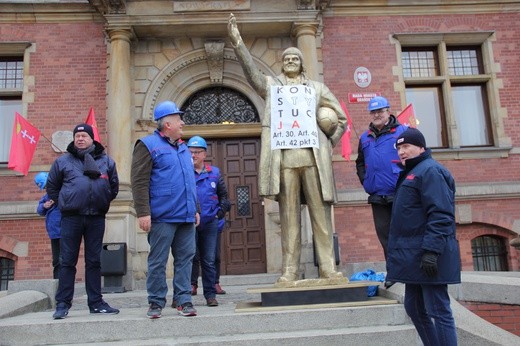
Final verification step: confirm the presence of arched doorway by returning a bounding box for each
[181,87,267,275]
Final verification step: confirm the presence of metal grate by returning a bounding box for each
[0,58,23,89]
[471,235,508,271]
[447,49,480,75]
[236,185,251,217]
[181,87,259,125]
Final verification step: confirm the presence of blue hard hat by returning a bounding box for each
[153,101,184,121]
[187,135,207,150]
[34,172,49,190]
[367,96,390,112]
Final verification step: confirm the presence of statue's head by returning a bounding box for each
[281,47,305,75]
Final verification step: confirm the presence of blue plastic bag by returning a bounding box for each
[349,269,386,297]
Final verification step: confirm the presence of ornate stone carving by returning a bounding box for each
[89,0,126,15]
[205,41,225,84]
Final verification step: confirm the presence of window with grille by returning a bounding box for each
[0,257,15,291]
[1,56,24,164]
[236,185,251,217]
[181,87,259,125]
[471,235,508,271]
[395,33,499,151]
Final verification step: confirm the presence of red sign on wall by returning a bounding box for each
[348,92,381,104]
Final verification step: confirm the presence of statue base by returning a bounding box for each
[237,281,388,311]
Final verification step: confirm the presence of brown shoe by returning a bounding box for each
[206,297,218,307]
[215,283,226,295]
[191,284,197,296]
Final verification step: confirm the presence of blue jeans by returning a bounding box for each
[55,215,105,308]
[404,284,458,346]
[191,219,218,299]
[147,222,195,308]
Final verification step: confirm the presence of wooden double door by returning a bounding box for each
[204,137,266,275]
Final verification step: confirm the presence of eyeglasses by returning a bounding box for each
[370,109,388,116]
[190,150,205,155]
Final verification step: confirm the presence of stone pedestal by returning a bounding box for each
[236,281,396,312]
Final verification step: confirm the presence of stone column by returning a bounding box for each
[107,28,133,189]
[105,28,137,291]
[293,23,319,81]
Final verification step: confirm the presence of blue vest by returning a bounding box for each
[141,131,197,223]
[195,164,221,226]
[360,125,407,196]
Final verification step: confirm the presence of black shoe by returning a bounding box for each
[52,302,69,319]
[384,281,395,289]
[147,303,162,319]
[89,301,120,314]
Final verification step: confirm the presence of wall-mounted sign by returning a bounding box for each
[354,66,371,88]
[348,92,381,104]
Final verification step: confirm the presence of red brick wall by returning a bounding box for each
[0,21,105,283]
[0,22,107,203]
[0,220,85,281]
[324,13,520,270]
[324,12,520,187]
[459,301,520,336]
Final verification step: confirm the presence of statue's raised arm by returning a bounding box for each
[227,13,266,97]
[228,13,242,48]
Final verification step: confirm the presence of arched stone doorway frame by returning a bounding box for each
[140,47,274,123]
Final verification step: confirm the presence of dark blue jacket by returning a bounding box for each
[356,116,407,199]
[386,149,461,284]
[140,131,197,223]
[37,193,61,239]
[47,141,119,216]
[194,164,230,227]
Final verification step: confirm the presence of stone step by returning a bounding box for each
[0,297,407,345]
[56,325,418,346]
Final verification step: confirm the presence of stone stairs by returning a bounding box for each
[1,273,519,345]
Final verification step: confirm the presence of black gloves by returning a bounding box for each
[420,251,439,278]
[216,209,226,220]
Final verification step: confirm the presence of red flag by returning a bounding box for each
[340,100,353,161]
[8,112,41,176]
[85,107,101,142]
[397,103,418,128]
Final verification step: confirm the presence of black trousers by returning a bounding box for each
[370,202,392,261]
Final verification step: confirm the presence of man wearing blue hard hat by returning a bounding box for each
[355,96,407,288]
[131,100,199,319]
[187,135,231,306]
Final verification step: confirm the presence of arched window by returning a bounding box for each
[471,235,508,271]
[181,87,259,125]
[0,257,15,291]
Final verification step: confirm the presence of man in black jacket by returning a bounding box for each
[47,123,119,319]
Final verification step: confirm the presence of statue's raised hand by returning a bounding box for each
[228,13,242,47]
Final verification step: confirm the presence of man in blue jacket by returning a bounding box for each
[188,136,230,306]
[131,101,199,319]
[47,123,119,319]
[356,96,407,267]
[387,128,461,345]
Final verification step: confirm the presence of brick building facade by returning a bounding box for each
[0,1,519,291]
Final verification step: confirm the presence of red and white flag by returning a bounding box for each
[397,103,418,128]
[85,107,101,142]
[340,100,353,161]
[8,112,41,176]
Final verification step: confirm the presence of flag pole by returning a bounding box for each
[40,133,65,153]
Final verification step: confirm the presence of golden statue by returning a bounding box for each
[228,14,348,287]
